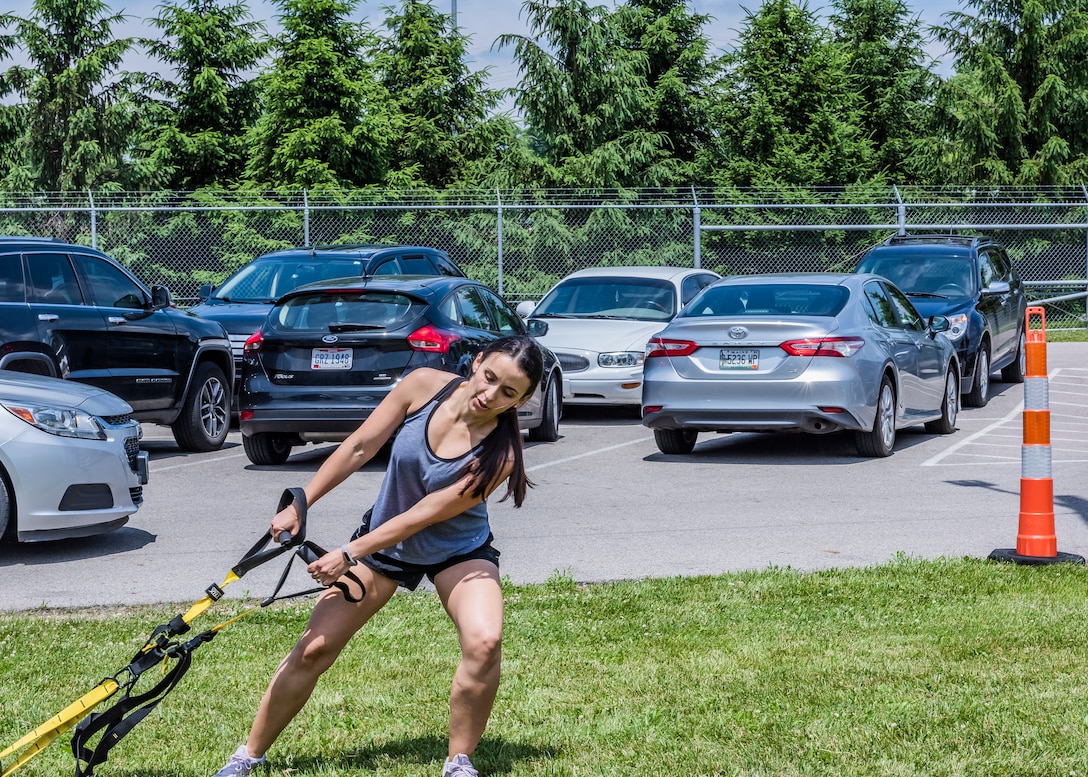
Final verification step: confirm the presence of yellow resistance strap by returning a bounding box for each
[0,569,243,777]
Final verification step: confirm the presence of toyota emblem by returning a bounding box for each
[322,334,339,343]
[728,326,749,340]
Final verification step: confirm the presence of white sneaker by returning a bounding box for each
[442,753,480,776]
[212,745,266,776]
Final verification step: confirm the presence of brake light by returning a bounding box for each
[243,331,263,353]
[645,337,698,359]
[779,337,865,357]
[407,324,461,353]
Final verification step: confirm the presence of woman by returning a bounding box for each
[213,335,545,777]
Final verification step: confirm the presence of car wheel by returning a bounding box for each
[855,376,896,457]
[0,470,13,542]
[964,342,990,408]
[654,428,697,455]
[527,376,560,443]
[925,368,959,434]
[243,433,293,465]
[1000,329,1027,383]
[171,362,230,452]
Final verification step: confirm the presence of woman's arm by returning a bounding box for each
[270,368,455,535]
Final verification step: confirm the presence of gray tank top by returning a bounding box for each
[368,377,491,565]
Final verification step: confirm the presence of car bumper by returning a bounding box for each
[3,421,146,542]
[641,362,873,434]
[560,368,645,406]
[240,405,376,442]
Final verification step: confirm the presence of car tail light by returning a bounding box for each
[645,337,698,359]
[779,337,865,357]
[243,331,263,353]
[408,324,461,353]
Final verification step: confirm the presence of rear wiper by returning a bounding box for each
[328,323,385,332]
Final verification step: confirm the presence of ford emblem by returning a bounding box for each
[322,334,339,344]
[728,326,749,340]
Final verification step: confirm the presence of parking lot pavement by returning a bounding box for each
[2,343,1086,612]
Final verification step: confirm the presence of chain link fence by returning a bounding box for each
[1,186,1085,328]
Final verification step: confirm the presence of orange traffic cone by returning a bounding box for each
[990,307,1084,565]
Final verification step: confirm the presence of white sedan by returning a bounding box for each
[0,372,148,543]
[518,266,720,405]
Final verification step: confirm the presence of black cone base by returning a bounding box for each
[988,549,1086,566]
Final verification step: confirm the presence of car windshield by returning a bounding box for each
[681,284,850,317]
[857,253,978,297]
[533,276,676,321]
[271,291,423,332]
[215,258,367,302]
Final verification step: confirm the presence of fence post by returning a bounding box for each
[496,189,504,296]
[88,190,97,249]
[893,185,906,235]
[692,187,701,270]
[303,190,310,247]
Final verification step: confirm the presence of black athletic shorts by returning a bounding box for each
[350,509,500,591]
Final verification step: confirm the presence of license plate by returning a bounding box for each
[311,348,353,369]
[720,348,759,370]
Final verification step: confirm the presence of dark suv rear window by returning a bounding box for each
[271,291,424,332]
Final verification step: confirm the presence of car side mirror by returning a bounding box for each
[515,300,537,318]
[526,319,549,337]
[151,285,172,310]
[983,280,1011,295]
[198,283,213,301]
[928,314,950,334]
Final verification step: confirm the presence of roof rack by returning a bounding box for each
[884,234,984,247]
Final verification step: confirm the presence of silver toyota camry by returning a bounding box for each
[641,273,960,457]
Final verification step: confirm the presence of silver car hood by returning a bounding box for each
[533,317,670,353]
[0,373,134,416]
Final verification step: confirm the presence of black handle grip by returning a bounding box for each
[231,488,308,578]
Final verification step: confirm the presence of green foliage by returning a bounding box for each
[137,0,270,189]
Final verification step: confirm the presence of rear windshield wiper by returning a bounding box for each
[328,323,386,332]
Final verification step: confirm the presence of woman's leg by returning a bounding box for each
[433,559,504,759]
[243,567,399,757]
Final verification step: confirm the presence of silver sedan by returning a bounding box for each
[0,372,148,543]
[641,273,960,456]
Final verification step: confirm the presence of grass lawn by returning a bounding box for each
[3,558,1088,776]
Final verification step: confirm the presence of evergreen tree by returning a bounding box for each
[0,0,141,190]
[926,0,1088,184]
[377,0,514,187]
[139,0,270,189]
[828,0,936,181]
[245,0,393,187]
[713,0,871,187]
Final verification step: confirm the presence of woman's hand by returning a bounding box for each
[307,550,350,587]
[269,503,301,542]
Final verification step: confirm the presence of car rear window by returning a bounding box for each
[857,252,978,295]
[682,284,849,317]
[270,291,424,332]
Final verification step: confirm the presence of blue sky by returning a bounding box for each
[8,0,965,100]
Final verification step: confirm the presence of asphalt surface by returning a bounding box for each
[2,343,1087,612]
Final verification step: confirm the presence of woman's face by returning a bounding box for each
[468,352,533,417]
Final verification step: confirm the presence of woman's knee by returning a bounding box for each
[460,624,503,669]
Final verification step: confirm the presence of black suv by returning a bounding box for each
[0,237,234,451]
[188,244,465,383]
[856,234,1027,407]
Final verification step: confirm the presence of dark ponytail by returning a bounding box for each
[462,335,544,507]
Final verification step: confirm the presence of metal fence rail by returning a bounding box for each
[0,186,1084,328]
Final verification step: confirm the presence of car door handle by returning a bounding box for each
[37,313,58,322]
[107,316,128,324]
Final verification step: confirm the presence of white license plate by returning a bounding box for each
[720,348,759,370]
[311,347,353,370]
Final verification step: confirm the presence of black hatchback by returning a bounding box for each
[238,276,564,464]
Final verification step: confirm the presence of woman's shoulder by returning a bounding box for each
[399,368,463,407]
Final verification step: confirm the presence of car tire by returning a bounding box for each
[1000,329,1027,383]
[925,368,959,435]
[171,362,231,452]
[964,341,990,408]
[654,428,697,455]
[855,376,896,457]
[0,470,13,543]
[527,376,560,443]
[243,432,293,465]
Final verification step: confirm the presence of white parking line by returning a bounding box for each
[527,436,654,472]
[152,451,250,473]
